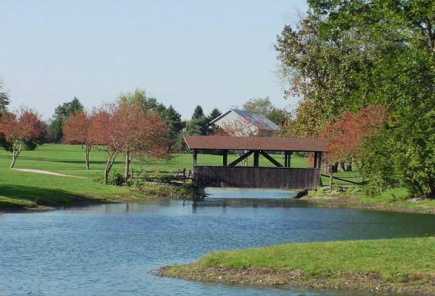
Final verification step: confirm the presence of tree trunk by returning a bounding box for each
[85,144,91,170]
[329,167,333,192]
[338,162,346,172]
[104,152,118,185]
[10,143,22,168]
[428,179,435,199]
[124,149,130,180]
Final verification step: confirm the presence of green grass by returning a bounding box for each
[162,237,435,294]
[197,237,435,279]
[0,144,308,178]
[0,144,308,210]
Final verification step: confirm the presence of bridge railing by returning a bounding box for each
[193,166,321,190]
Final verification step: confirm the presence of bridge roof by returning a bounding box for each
[184,136,329,152]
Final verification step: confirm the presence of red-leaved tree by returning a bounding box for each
[0,108,43,168]
[63,111,93,170]
[320,105,389,170]
[91,103,169,184]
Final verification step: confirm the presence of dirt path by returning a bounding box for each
[13,169,87,179]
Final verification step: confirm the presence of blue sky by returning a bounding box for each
[0,0,307,120]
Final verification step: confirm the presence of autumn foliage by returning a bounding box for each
[63,111,93,169]
[320,105,390,165]
[91,103,169,184]
[0,108,43,168]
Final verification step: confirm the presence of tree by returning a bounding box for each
[118,89,184,152]
[277,100,323,138]
[63,111,93,170]
[320,105,389,171]
[267,108,290,126]
[208,108,222,122]
[0,108,43,168]
[91,103,169,184]
[186,105,209,136]
[185,117,209,136]
[50,97,84,142]
[192,105,204,120]
[0,79,10,113]
[276,0,435,198]
[163,105,185,152]
[207,108,223,135]
[118,89,166,114]
[242,97,275,117]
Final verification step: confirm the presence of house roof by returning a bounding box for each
[210,109,278,131]
[184,135,329,152]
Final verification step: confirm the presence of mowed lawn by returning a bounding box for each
[0,144,308,210]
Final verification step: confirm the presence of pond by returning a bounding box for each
[1,188,435,296]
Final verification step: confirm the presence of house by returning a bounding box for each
[210,109,278,137]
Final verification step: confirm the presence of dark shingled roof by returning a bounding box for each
[184,136,329,152]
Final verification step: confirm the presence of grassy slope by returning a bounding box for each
[0,144,307,210]
[162,237,435,294]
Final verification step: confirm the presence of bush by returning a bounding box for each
[93,171,132,186]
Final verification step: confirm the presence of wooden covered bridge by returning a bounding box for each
[184,136,328,193]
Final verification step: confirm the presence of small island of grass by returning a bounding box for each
[159,237,435,295]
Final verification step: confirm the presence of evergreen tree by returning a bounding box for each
[192,105,204,120]
[50,97,84,142]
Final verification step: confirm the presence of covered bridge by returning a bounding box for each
[184,136,328,193]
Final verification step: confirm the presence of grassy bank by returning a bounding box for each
[159,237,435,295]
[0,144,307,211]
[306,187,435,215]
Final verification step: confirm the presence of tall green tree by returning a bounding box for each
[118,89,185,152]
[277,0,435,197]
[118,89,166,114]
[192,105,204,120]
[50,97,84,142]
[186,105,208,135]
[242,97,275,117]
[0,79,9,113]
[163,105,185,152]
[208,108,222,122]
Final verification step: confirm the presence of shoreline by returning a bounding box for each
[303,194,435,215]
[0,188,189,215]
[2,188,435,215]
[158,265,435,296]
[157,237,435,296]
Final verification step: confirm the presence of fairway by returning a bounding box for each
[0,144,308,178]
[0,144,308,211]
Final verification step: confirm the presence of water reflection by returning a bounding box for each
[1,188,434,296]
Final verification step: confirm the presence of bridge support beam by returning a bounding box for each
[228,150,254,166]
[253,151,259,167]
[260,151,283,167]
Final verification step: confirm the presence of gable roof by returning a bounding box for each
[210,109,278,131]
[184,135,329,152]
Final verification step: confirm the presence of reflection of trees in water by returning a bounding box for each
[191,198,313,210]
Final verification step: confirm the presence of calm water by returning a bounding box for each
[1,188,435,296]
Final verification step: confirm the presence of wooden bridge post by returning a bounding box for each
[223,150,228,166]
[285,151,292,167]
[253,151,259,167]
[193,149,197,167]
